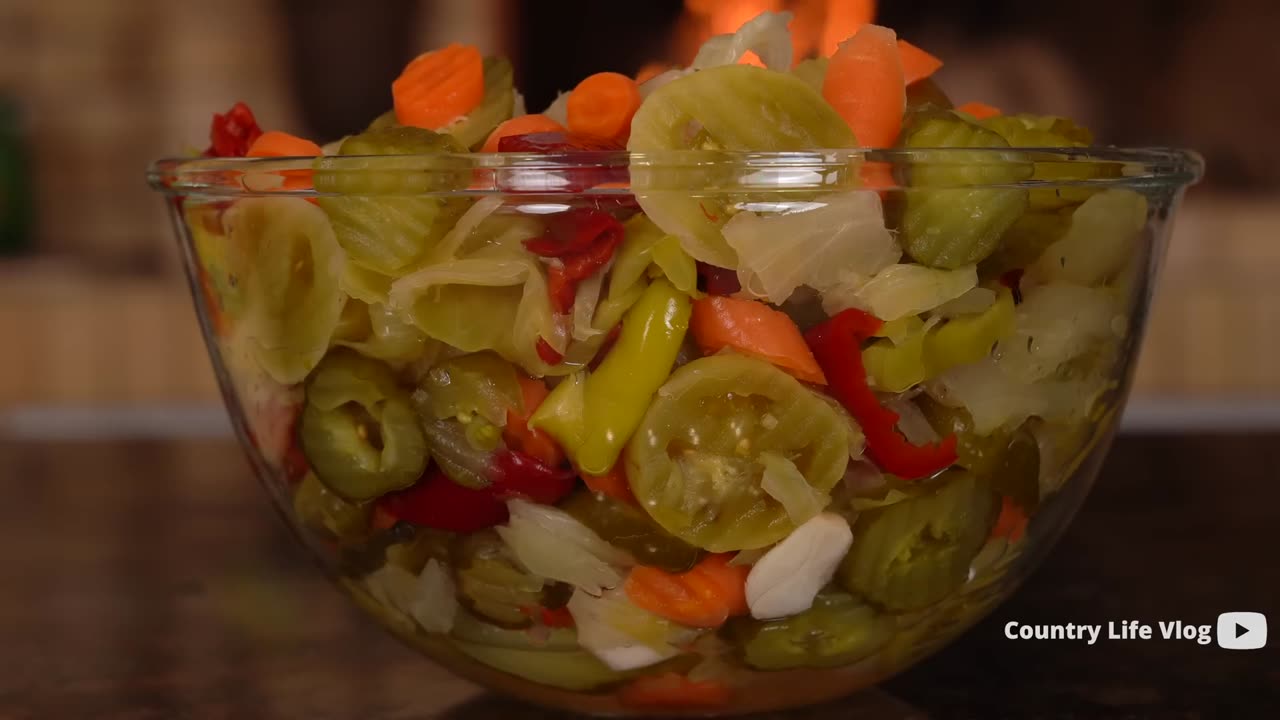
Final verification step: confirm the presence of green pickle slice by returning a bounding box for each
[838,470,997,611]
[561,491,704,573]
[898,111,1031,269]
[625,354,851,552]
[731,592,894,670]
[628,65,857,267]
[299,349,429,501]
[313,126,471,274]
[452,530,548,628]
[917,397,1040,512]
[444,56,515,150]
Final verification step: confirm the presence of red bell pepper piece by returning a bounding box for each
[498,131,623,154]
[525,208,624,314]
[697,261,742,296]
[489,449,576,505]
[535,337,565,365]
[805,308,958,479]
[204,101,263,158]
[496,132,637,214]
[377,469,509,533]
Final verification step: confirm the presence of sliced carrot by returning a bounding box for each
[503,375,566,467]
[635,62,672,85]
[897,39,943,86]
[246,130,323,190]
[956,101,1002,120]
[481,114,565,153]
[581,462,637,506]
[819,0,877,57]
[822,24,905,148]
[618,672,731,709]
[991,497,1028,543]
[690,295,827,384]
[393,43,485,130]
[624,554,749,628]
[566,72,642,143]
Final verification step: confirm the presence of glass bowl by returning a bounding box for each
[148,147,1202,716]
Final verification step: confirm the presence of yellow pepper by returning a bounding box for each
[924,288,1016,376]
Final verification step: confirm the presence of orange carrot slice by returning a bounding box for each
[690,295,827,384]
[567,72,642,143]
[393,43,485,130]
[897,39,943,85]
[581,462,637,506]
[956,101,1002,120]
[624,554,749,628]
[618,672,731,709]
[822,24,905,148]
[503,375,566,467]
[481,114,565,152]
[246,130,323,190]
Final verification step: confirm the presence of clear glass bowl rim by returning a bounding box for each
[147,147,1204,197]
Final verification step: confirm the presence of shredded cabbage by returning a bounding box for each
[426,195,506,262]
[571,264,608,341]
[931,287,997,318]
[829,263,977,321]
[567,588,699,671]
[884,396,939,446]
[759,451,829,525]
[1031,189,1147,286]
[930,358,1096,434]
[363,559,458,634]
[995,283,1120,383]
[638,69,690,99]
[691,11,794,71]
[496,499,633,595]
[724,191,899,305]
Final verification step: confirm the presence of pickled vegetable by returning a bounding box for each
[416,351,522,426]
[625,354,851,552]
[293,471,370,542]
[444,56,515,150]
[314,127,470,274]
[222,197,348,384]
[299,350,429,501]
[452,530,548,627]
[917,397,1039,511]
[731,592,893,670]
[899,111,1031,269]
[838,470,997,610]
[905,77,953,112]
[331,299,431,364]
[562,491,704,573]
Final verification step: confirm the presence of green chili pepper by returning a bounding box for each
[924,288,1016,375]
[863,319,928,393]
[533,280,691,475]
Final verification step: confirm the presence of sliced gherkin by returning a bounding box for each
[838,470,997,611]
[979,114,1111,209]
[977,208,1071,279]
[299,349,429,501]
[452,530,547,627]
[629,65,857,267]
[731,592,894,670]
[366,109,398,131]
[314,126,471,274]
[561,491,704,573]
[898,111,1031,269]
[443,56,515,150]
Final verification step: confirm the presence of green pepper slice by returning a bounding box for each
[561,491,704,573]
[625,354,851,552]
[731,592,894,670]
[299,349,429,501]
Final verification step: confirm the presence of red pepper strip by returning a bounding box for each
[805,308,958,479]
[535,337,565,365]
[204,101,263,158]
[377,469,508,533]
[531,209,625,314]
[697,261,742,296]
[489,449,577,505]
[524,207,623,258]
[991,497,1029,543]
[497,132,636,211]
[498,131,624,154]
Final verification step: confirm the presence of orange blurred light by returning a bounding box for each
[820,0,876,56]
[789,0,826,63]
[737,50,766,67]
[710,0,783,36]
[636,61,673,84]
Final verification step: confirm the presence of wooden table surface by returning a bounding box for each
[0,435,1276,719]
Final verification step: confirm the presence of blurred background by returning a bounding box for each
[0,0,1276,437]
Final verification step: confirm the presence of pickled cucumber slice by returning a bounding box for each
[452,530,547,627]
[443,56,515,150]
[628,65,857,267]
[561,491,704,573]
[625,354,851,552]
[314,127,470,274]
[732,592,894,670]
[899,111,1031,269]
[838,470,997,610]
[905,77,953,112]
[979,114,1112,209]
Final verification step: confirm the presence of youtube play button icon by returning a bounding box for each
[1217,612,1267,650]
